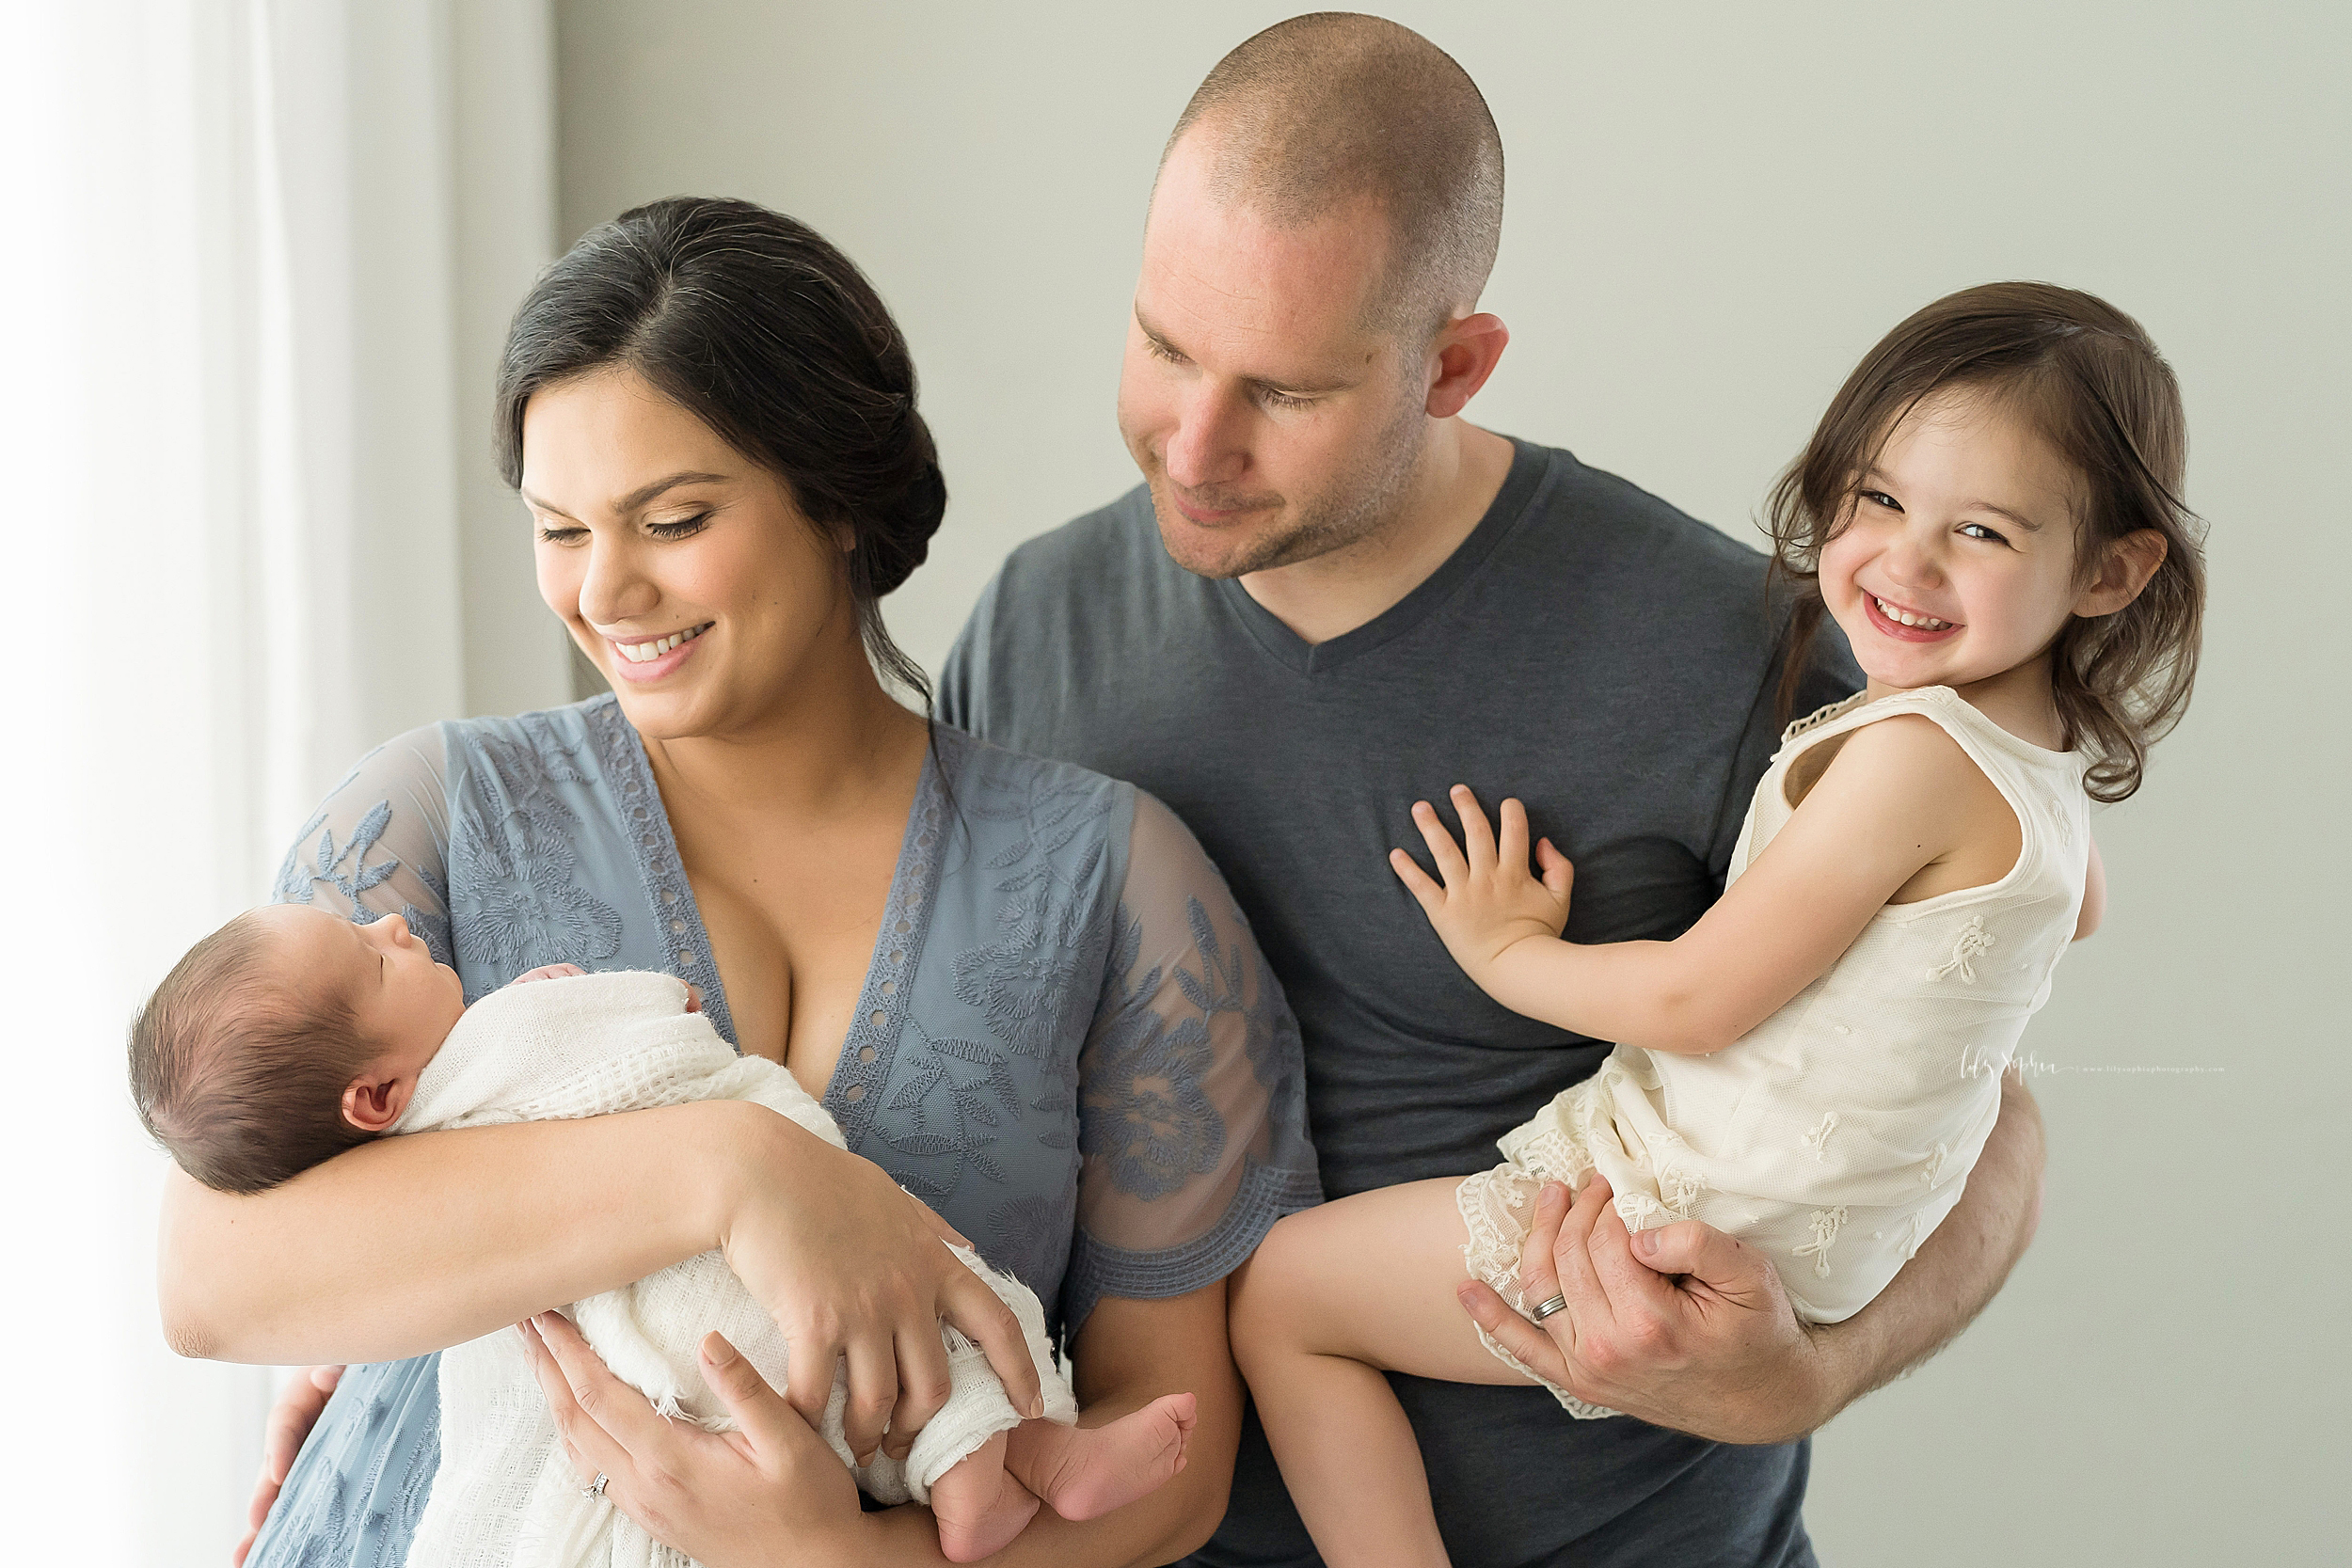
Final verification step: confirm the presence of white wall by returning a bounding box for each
[553,3,2348,1560]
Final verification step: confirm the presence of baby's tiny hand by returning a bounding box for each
[510,963,587,986]
[1390,786,1574,982]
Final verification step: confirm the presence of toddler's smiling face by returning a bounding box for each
[1817,388,2093,703]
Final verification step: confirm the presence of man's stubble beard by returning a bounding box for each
[1147,393,1432,581]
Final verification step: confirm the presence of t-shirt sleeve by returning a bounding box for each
[269,723,454,965]
[935,570,999,737]
[1063,792,1321,1334]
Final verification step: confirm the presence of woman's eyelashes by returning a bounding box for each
[533,513,711,544]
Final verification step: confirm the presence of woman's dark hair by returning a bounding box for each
[496,196,944,701]
[1766,280,2207,803]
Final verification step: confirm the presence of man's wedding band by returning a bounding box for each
[583,1473,609,1500]
[1531,1294,1569,1322]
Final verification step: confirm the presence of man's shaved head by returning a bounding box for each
[1160,12,1503,338]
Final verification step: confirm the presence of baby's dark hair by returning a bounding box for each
[127,911,385,1194]
[1766,280,2208,802]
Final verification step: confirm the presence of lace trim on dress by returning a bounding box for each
[1059,1159,1323,1338]
[830,754,950,1150]
[586,696,740,1051]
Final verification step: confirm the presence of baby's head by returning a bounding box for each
[1768,280,2208,801]
[128,905,466,1193]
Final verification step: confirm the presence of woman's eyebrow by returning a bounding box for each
[519,471,731,519]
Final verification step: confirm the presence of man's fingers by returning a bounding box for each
[943,1268,1043,1420]
[1511,1180,1568,1315]
[1412,801,1470,885]
[1454,1281,1574,1387]
[1628,1218,1782,1308]
[840,1337,898,1465]
[1451,785,1498,869]
[1548,1177,1615,1327]
[886,1326,955,1463]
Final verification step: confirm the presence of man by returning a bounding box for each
[941,14,2044,1565]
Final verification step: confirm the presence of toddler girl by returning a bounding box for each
[129,905,1195,1564]
[1227,281,2206,1566]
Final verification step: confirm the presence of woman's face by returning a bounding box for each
[522,367,859,741]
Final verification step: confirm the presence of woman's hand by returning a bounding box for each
[230,1364,343,1566]
[1391,786,1575,983]
[719,1113,1043,1465]
[520,1313,873,1568]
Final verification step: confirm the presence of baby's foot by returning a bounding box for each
[929,1433,1041,1564]
[1027,1392,1198,1522]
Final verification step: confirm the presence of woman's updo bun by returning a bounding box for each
[495,196,944,698]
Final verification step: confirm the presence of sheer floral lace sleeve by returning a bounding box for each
[1066,791,1320,1331]
[269,723,453,962]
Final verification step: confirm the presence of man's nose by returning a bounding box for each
[1162,384,1248,491]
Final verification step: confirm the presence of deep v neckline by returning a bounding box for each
[587,696,955,1151]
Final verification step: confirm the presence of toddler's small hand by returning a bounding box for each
[1390,786,1574,980]
[510,963,588,986]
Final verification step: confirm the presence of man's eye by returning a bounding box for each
[1256,387,1314,411]
[1143,338,1182,364]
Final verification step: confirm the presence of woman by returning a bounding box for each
[166,196,1319,1567]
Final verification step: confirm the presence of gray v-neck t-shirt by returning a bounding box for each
[942,438,1860,1567]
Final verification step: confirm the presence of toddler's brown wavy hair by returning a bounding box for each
[1767,281,2207,802]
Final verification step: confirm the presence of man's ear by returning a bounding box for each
[1425,311,1509,420]
[342,1068,414,1134]
[2074,528,2169,618]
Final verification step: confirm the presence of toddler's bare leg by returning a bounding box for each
[1003,1391,1198,1521]
[925,1430,1041,1564]
[1230,1179,1532,1568]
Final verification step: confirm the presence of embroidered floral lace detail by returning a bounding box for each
[1791,1206,1850,1278]
[452,713,623,1001]
[1454,1163,1619,1421]
[1926,915,1996,984]
[1080,901,1227,1200]
[1919,1141,1953,1186]
[1801,1112,1839,1161]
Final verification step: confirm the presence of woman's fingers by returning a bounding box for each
[1452,785,1498,870]
[519,1319,637,1495]
[940,1267,1043,1420]
[885,1324,955,1463]
[905,1196,973,1251]
[782,1329,847,1428]
[840,1336,898,1464]
[264,1364,342,1485]
[524,1311,674,1465]
[697,1332,816,1460]
[1412,800,1470,886]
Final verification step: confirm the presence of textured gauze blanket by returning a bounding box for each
[390,970,1078,1568]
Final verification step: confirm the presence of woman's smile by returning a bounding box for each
[604,620,715,682]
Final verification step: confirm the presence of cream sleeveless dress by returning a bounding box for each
[1456,686,2090,1415]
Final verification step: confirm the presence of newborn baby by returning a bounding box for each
[130,903,1195,1565]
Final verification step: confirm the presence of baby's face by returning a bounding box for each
[252,905,467,1082]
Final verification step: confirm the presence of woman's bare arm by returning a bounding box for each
[161,1099,782,1364]
[160,1095,1044,1449]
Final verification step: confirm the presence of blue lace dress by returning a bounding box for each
[245,697,1318,1567]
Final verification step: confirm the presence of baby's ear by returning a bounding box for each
[342,1069,413,1134]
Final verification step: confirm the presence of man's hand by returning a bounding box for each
[1455,1177,1836,1445]
[1391,786,1575,984]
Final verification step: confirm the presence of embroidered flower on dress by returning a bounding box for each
[1926,916,1996,983]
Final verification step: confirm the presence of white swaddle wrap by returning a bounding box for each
[391,971,1077,1568]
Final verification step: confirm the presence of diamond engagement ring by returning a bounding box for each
[1530,1294,1569,1322]
[582,1472,610,1500]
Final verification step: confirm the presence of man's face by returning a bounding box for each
[1117,134,1430,579]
